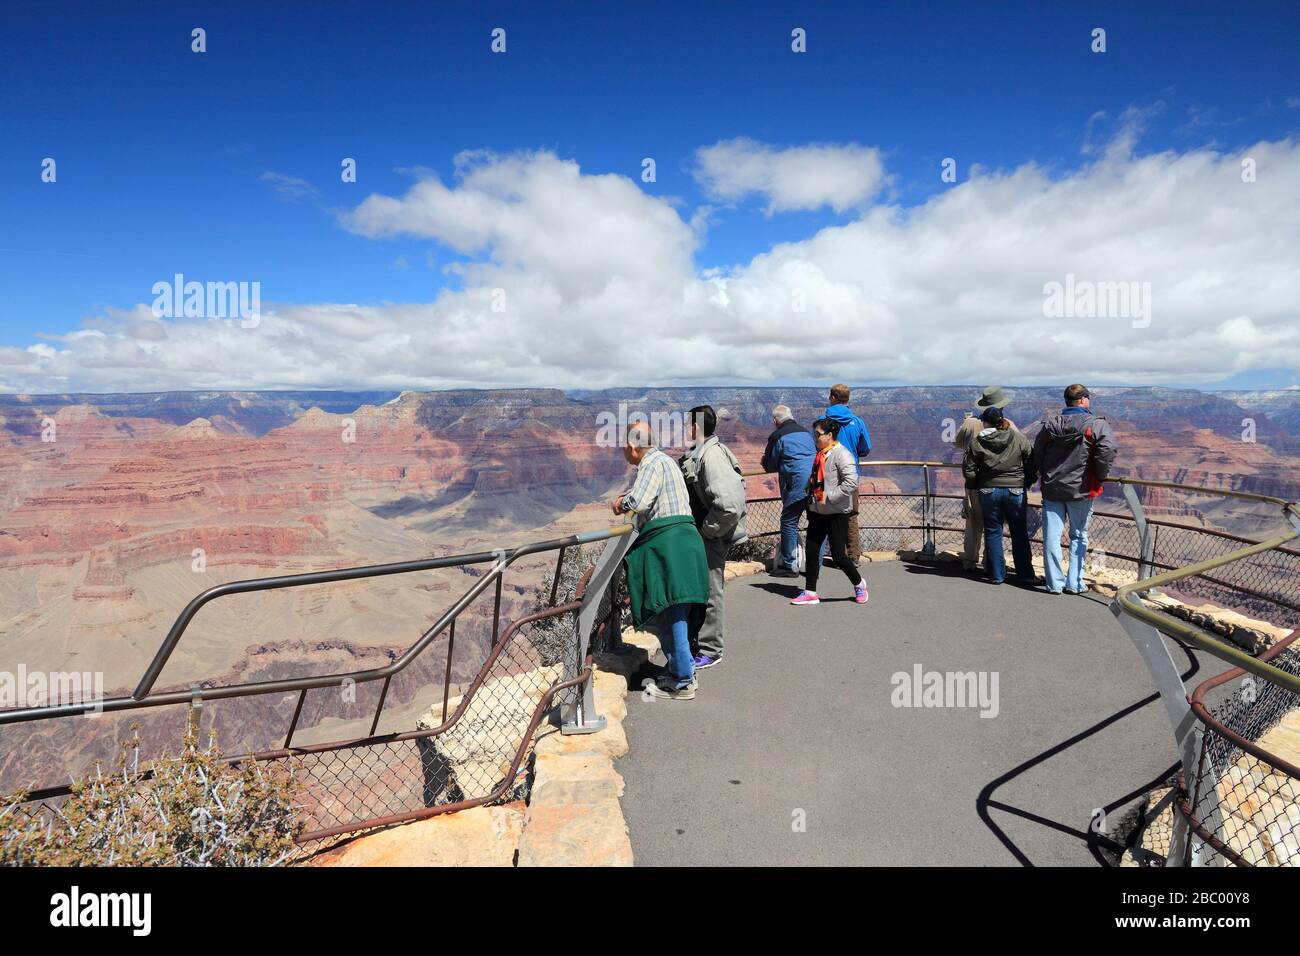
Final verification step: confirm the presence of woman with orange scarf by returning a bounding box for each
[791,418,867,606]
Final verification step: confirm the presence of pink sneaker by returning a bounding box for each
[790,591,820,605]
[854,582,869,604]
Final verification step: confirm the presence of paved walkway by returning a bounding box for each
[617,559,1230,866]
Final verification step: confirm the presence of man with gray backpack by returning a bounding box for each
[680,405,748,669]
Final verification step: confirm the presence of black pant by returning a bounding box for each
[805,510,862,592]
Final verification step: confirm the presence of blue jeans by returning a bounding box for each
[1042,497,1095,592]
[778,498,806,570]
[979,488,1033,584]
[659,604,695,688]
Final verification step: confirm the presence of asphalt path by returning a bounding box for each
[617,559,1231,866]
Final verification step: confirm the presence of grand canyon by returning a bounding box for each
[1,385,1297,792]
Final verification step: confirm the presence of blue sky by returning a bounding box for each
[2,1,1299,392]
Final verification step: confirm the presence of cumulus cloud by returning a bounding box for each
[693,137,887,213]
[6,135,1300,392]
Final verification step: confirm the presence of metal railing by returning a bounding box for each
[2,523,636,853]
[1109,485,1300,867]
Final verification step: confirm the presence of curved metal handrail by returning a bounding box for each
[1187,631,1300,781]
[1112,506,1300,696]
[0,523,634,726]
[742,459,960,478]
[1111,476,1293,508]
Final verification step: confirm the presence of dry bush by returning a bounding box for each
[728,536,776,564]
[0,720,302,867]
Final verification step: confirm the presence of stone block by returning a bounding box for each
[308,805,523,867]
[724,560,765,581]
[516,799,633,867]
[533,720,629,760]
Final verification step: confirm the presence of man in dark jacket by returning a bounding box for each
[761,404,815,576]
[823,384,871,559]
[963,406,1036,585]
[1031,384,1118,595]
[952,386,1018,573]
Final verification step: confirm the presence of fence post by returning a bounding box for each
[1109,605,1208,866]
[561,530,634,735]
[1121,482,1156,583]
[921,464,936,556]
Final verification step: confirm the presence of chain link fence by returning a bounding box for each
[748,490,1125,565]
[272,607,585,857]
[1181,636,1300,866]
[2,536,625,863]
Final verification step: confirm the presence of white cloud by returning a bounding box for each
[259,171,319,202]
[6,136,1300,392]
[692,138,887,214]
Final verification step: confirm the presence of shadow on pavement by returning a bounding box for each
[974,637,1203,866]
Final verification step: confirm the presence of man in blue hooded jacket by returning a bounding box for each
[761,404,815,576]
[824,384,872,559]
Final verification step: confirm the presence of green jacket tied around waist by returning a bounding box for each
[622,514,710,629]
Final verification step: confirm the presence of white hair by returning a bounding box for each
[772,404,793,423]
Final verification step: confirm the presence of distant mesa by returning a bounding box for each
[279,394,425,432]
[288,406,337,428]
[52,404,108,423]
[166,418,223,439]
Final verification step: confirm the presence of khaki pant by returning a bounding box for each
[693,534,729,660]
[962,487,984,570]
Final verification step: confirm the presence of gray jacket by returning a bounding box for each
[1031,407,1118,501]
[680,435,748,543]
[807,442,859,515]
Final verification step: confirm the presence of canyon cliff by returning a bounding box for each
[0,385,1295,791]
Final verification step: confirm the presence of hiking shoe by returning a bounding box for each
[693,654,720,669]
[1063,587,1082,595]
[1045,588,1062,595]
[770,568,799,578]
[648,677,696,700]
[790,590,820,605]
[854,582,869,604]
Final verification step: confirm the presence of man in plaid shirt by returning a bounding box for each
[612,424,693,525]
[610,422,706,699]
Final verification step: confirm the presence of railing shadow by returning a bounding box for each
[975,638,1203,866]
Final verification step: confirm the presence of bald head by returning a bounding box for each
[623,422,656,465]
[627,422,655,449]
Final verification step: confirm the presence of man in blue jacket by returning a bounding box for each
[761,404,815,576]
[824,384,872,559]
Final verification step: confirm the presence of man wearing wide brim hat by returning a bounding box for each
[952,386,1017,573]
